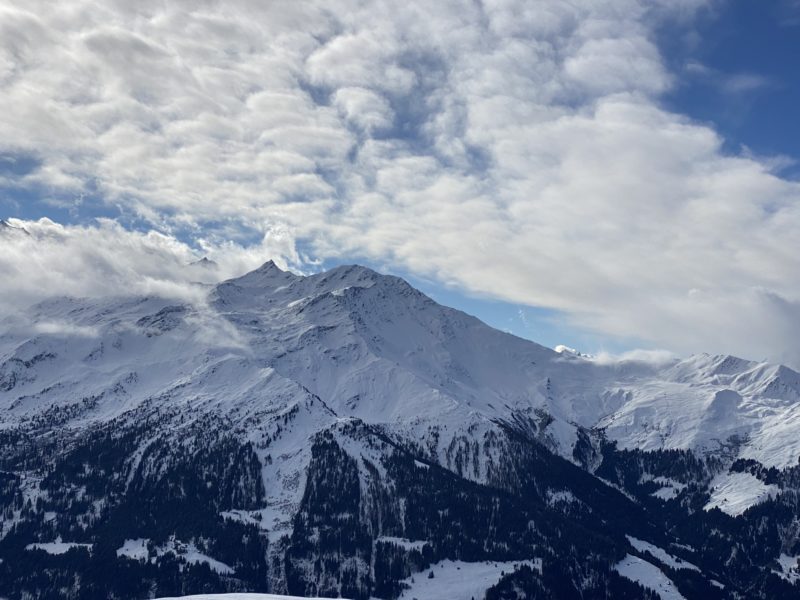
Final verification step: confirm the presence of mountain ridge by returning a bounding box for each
[1,262,800,598]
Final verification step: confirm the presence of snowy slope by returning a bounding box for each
[615,555,686,600]
[2,259,800,528]
[394,559,540,600]
[626,536,699,572]
[703,471,779,516]
[597,353,800,468]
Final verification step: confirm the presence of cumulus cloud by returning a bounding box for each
[0,218,300,311]
[1,0,800,366]
[591,349,678,366]
[333,87,394,133]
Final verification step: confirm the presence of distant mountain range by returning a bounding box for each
[2,262,800,598]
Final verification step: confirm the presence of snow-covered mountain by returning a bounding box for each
[0,219,28,236]
[2,262,800,598]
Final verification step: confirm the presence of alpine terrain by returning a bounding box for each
[2,262,800,599]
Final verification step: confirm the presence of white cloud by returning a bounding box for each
[333,87,394,133]
[684,61,773,95]
[564,36,669,95]
[591,349,678,366]
[306,30,417,95]
[33,321,100,338]
[722,72,771,94]
[1,0,800,367]
[0,218,300,311]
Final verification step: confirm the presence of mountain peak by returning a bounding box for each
[306,264,423,299]
[256,259,281,272]
[315,263,380,283]
[215,259,299,298]
[239,258,292,280]
[0,219,29,236]
[189,256,217,268]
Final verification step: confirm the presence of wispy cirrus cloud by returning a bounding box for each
[1,0,800,366]
[684,60,773,95]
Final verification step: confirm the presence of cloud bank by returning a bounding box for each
[1,0,800,366]
[0,218,298,309]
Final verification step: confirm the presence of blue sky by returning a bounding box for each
[662,1,800,168]
[1,0,799,365]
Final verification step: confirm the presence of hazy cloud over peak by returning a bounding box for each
[1,0,800,366]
